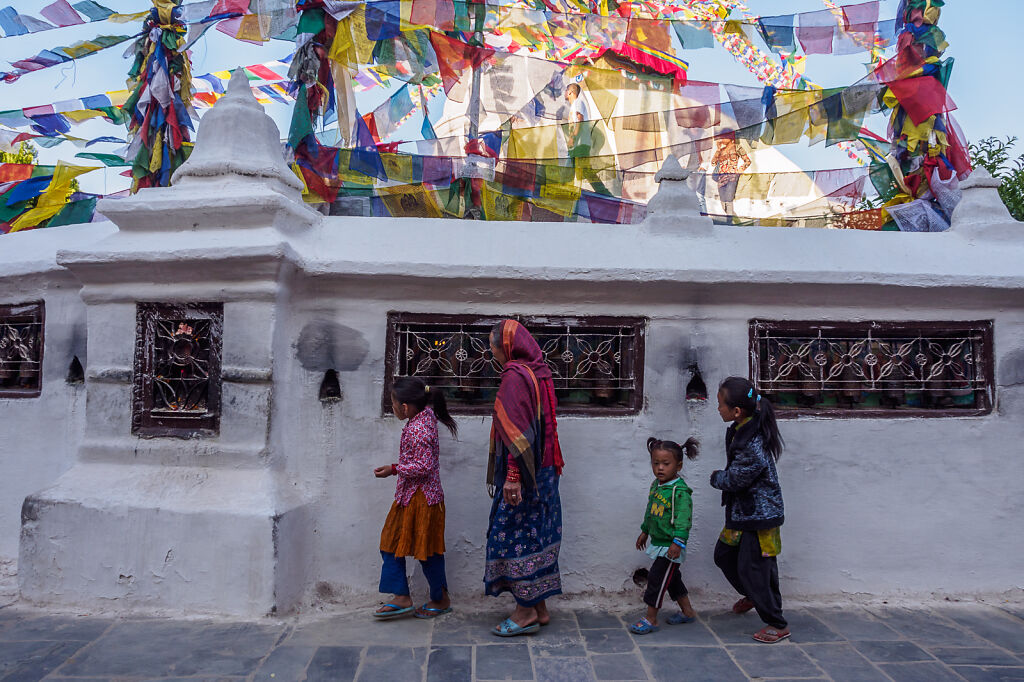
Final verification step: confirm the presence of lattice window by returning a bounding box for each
[133,303,223,437]
[384,314,645,415]
[750,320,994,417]
[0,301,44,398]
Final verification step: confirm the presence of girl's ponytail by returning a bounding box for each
[719,376,784,461]
[429,386,459,439]
[392,377,459,439]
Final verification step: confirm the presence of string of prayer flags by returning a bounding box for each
[123,0,194,191]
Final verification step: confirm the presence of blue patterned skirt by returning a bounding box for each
[484,466,563,606]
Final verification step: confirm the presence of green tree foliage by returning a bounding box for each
[969,136,1024,222]
[0,141,39,165]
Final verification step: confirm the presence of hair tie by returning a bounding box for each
[424,385,430,394]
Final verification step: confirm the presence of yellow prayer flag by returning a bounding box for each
[63,109,107,123]
[105,90,130,106]
[107,11,149,23]
[10,164,99,232]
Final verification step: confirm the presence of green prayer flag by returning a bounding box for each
[288,85,314,148]
[75,152,129,167]
[46,197,97,227]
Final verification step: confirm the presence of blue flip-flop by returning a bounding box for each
[492,617,541,637]
[373,603,415,620]
[414,604,453,619]
[667,612,696,625]
[629,617,660,635]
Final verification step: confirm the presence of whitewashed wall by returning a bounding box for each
[0,78,1021,616]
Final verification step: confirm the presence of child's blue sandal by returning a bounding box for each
[628,617,660,635]
[667,612,695,625]
[372,603,415,620]
[492,617,540,637]
[414,604,453,619]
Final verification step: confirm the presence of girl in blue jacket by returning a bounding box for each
[711,377,789,643]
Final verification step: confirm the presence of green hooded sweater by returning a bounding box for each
[640,478,693,547]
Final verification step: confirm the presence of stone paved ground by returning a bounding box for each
[1,599,1023,681]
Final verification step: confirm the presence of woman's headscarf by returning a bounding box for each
[487,320,565,490]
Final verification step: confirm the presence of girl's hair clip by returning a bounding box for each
[747,388,754,398]
[424,385,431,394]
[757,395,761,402]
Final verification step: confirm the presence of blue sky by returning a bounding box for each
[0,0,1018,196]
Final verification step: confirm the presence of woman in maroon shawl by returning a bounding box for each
[485,319,565,636]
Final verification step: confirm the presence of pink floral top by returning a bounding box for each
[393,407,443,506]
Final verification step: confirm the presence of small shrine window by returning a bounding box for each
[750,320,994,418]
[133,303,223,437]
[0,301,44,398]
[384,313,646,415]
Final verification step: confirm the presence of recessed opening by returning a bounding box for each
[632,567,649,587]
[66,356,84,384]
[319,369,341,402]
[685,364,707,401]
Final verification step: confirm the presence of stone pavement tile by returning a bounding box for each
[591,652,648,680]
[139,677,247,681]
[251,644,317,681]
[929,647,1023,666]
[576,610,625,630]
[728,642,823,678]
[876,661,965,681]
[475,642,534,680]
[952,665,1024,681]
[640,645,747,682]
[531,641,587,658]
[784,609,843,643]
[433,612,506,645]
[939,606,1024,653]
[809,607,902,641]
[289,612,431,647]
[866,607,989,646]
[304,646,363,682]
[630,619,719,647]
[357,644,426,680]
[426,645,473,682]
[1,640,87,680]
[582,628,637,654]
[0,614,113,642]
[534,656,597,682]
[799,642,890,682]
[55,621,283,678]
[996,606,1024,622]
[529,615,585,658]
[852,640,935,662]
[703,611,766,644]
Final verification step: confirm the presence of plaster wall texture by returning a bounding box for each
[0,78,1022,616]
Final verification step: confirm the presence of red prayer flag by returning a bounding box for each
[40,0,85,27]
[211,0,250,14]
[886,76,956,125]
[245,64,280,80]
[0,164,34,183]
[411,0,454,31]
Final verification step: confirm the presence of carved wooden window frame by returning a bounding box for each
[750,319,995,418]
[132,302,224,437]
[0,301,44,399]
[383,313,646,416]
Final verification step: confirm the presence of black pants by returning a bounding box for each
[714,533,787,629]
[643,556,688,609]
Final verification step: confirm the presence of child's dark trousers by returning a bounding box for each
[379,551,447,602]
[643,556,688,609]
[714,533,787,629]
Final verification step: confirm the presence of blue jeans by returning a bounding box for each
[379,551,447,603]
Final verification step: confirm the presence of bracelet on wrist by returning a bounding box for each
[506,468,520,483]
[672,538,686,549]
[390,464,397,476]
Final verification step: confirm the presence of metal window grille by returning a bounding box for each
[384,314,646,415]
[133,303,223,437]
[0,301,44,398]
[750,320,994,417]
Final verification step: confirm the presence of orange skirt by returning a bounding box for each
[379,490,446,561]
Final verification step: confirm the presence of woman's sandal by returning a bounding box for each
[752,626,791,643]
[414,604,453,619]
[732,597,755,614]
[492,617,541,637]
[667,612,696,625]
[628,617,660,635]
[372,603,415,620]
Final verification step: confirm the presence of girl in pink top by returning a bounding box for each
[373,377,458,620]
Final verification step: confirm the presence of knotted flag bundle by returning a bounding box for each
[123,0,195,192]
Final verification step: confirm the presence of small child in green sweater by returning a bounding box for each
[629,436,700,635]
